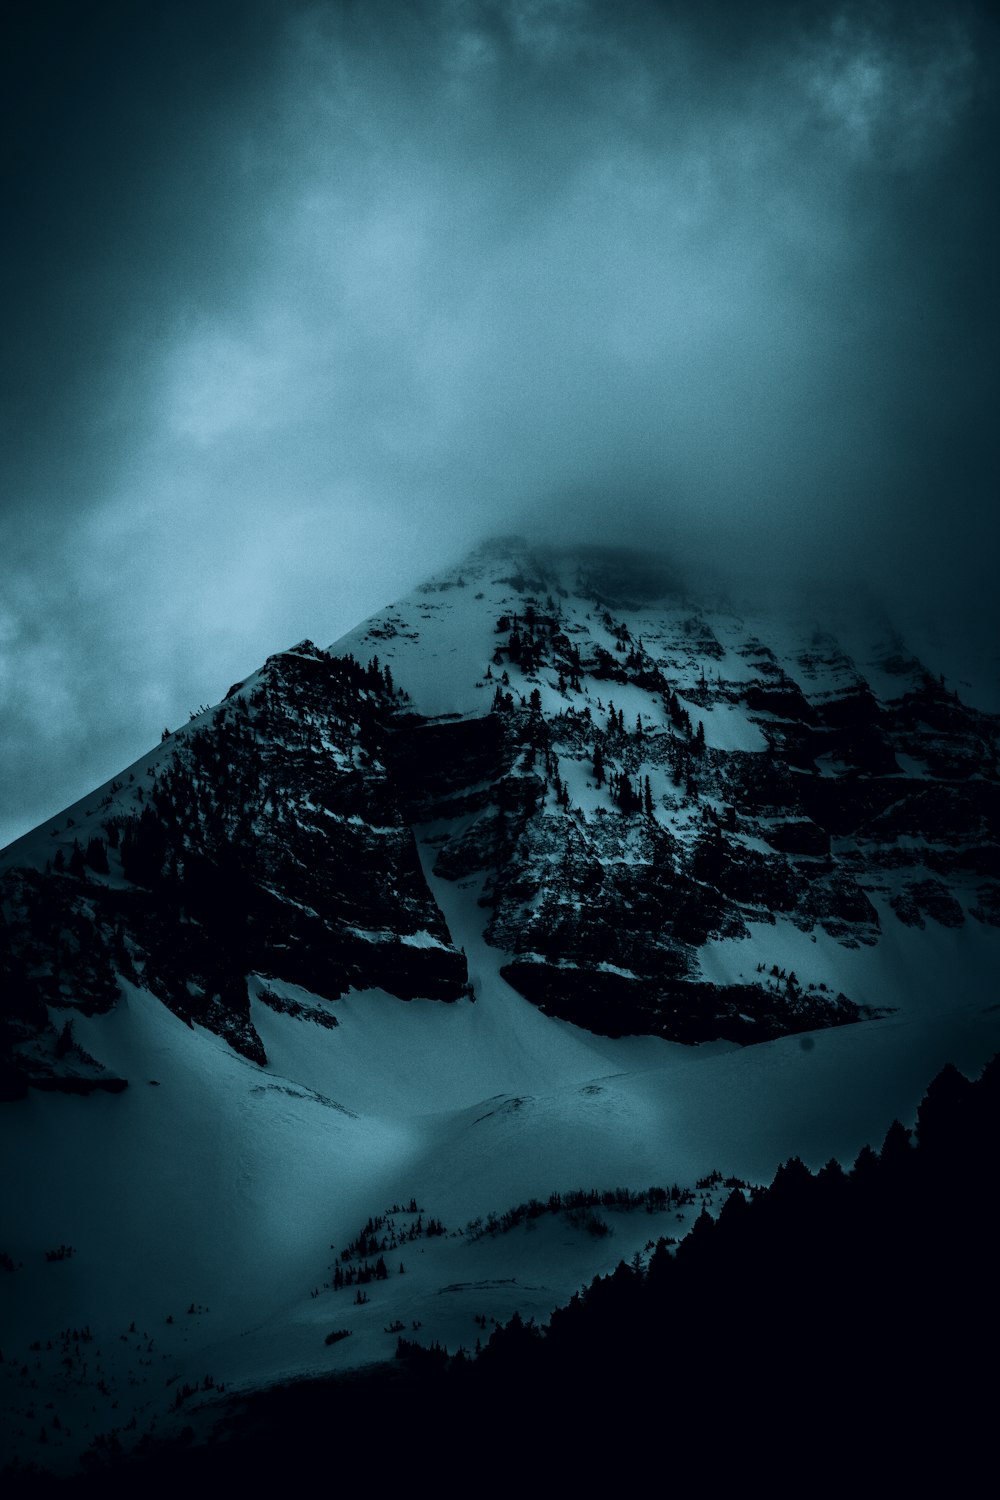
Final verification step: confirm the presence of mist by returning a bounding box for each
[2,0,997,845]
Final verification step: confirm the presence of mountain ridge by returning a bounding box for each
[2,536,1000,1475]
[2,536,999,1094]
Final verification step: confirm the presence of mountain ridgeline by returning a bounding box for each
[2,540,999,1095]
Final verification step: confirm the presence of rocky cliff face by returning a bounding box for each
[2,540,998,1093]
[0,644,468,1095]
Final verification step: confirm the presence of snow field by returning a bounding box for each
[4,542,1000,1472]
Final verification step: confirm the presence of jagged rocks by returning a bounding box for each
[795,870,881,946]
[3,540,999,1074]
[890,879,965,930]
[762,819,831,857]
[889,888,924,927]
[387,714,522,823]
[500,961,876,1043]
[716,752,800,816]
[970,883,1000,926]
[0,647,471,1089]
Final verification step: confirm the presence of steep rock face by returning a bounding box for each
[387,713,513,822]
[418,701,879,1042]
[336,540,997,1039]
[0,644,468,1093]
[2,539,999,1084]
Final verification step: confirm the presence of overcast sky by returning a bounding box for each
[2,0,998,846]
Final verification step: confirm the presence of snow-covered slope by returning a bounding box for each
[2,537,999,1475]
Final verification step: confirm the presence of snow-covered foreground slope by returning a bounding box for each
[3,538,1000,1474]
[3,835,999,1473]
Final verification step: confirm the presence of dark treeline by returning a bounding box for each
[465,1181,699,1239]
[470,1053,999,1408]
[27,1054,1000,1494]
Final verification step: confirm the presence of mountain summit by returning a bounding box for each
[2,538,999,1473]
[3,536,997,1091]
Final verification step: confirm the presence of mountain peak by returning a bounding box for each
[434,535,685,605]
[3,536,1000,1475]
[5,537,998,1089]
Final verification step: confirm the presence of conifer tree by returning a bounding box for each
[85,837,109,874]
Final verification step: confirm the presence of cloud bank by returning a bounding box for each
[1,0,997,842]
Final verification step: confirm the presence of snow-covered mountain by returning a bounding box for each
[2,537,999,1475]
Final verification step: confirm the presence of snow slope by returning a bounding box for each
[3,836,998,1473]
[2,538,999,1473]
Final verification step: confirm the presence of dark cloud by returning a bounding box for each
[2,0,997,843]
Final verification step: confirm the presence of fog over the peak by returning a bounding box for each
[1,0,997,845]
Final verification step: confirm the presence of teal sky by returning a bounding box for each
[1,0,997,845]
